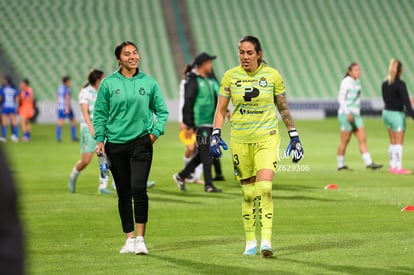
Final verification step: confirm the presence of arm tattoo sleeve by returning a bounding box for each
[275,94,295,130]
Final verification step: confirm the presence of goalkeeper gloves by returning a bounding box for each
[210,128,228,158]
[285,128,304,163]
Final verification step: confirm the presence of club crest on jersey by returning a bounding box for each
[139,87,145,95]
[259,77,268,87]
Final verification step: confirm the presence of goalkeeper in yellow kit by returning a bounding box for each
[210,36,304,258]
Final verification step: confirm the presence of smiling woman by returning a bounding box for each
[211,35,304,258]
[93,41,169,255]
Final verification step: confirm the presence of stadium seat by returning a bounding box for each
[185,0,414,100]
[0,0,178,100]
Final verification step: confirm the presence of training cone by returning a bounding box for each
[324,184,338,190]
[401,205,414,212]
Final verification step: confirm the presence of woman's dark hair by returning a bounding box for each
[114,41,138,59]
[62,75,71,84]
[3,76,13,86]
[83,69,104,88]
[344,62,359,78]
[239,35,265,64]
[22,79,30,86]
[182,64,192,78]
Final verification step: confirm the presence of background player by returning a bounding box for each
[178,64,204,184]
[382,59,414,174]
[18,79,34,142]
[56,75,78,142]
[336,63,382,171]
[178,65,226,184]
[68,69,113,194]
[208,69,227,181]
[0,76,19,142]
[173,52,222,193]
[211,36,304,257]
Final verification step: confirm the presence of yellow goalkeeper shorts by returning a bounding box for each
[231,135,281,181]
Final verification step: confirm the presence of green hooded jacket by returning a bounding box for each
[93,70,169,143]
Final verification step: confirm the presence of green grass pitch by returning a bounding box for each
[4,118,414,274]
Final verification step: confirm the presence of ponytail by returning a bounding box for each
[83,69,104,88]
[387,58,402,85]
[183,64,192,78]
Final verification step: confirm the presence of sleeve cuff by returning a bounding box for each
[95,135,105,143]
[151,129,162,138]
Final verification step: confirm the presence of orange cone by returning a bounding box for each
[401,205,414,212]
[324,184,338,190]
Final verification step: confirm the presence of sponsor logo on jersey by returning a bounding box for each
[235,79,256,87]
[243,87,260,101]
[239,108,264,115]
[115,89,120,94]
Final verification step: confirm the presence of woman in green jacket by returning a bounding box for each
[93,41,169,255]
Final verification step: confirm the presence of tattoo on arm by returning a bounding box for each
[275,94,295,129]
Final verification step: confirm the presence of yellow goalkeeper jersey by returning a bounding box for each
[219,63,285,143]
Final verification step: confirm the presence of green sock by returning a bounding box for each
[257,180,273,242]
[241,183,257,242]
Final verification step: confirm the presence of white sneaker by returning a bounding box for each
[243,240,257,256]
[0,137,6,142]
[135,236,149,255]
[119,238,136,254]
[11,134,19,142]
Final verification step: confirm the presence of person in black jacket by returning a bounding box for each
[173,53,223,193]
[381,58,414,174]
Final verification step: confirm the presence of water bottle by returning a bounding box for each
[98,152,110,180]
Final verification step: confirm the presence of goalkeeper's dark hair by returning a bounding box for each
[344,62,359,78]
[83,69,104,88]
[239,35,266,65]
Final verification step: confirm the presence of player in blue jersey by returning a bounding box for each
[0,76,19,142]
[56,75,78,142]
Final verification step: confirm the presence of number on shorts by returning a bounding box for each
[233,154,240,165]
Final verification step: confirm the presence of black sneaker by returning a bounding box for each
[213,175,225,181]
[338,165,353,171]
[204,185,222,193]
[366,163,383,170]
[172,173,187,191]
